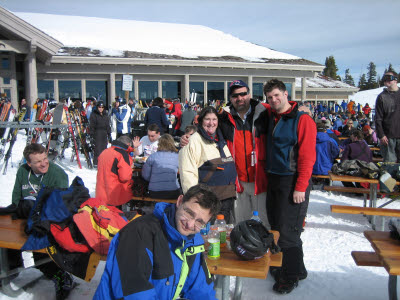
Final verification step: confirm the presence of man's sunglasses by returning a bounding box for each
[231,92,248,98]
[383,75,398,82]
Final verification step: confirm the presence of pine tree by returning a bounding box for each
[358,74,368,91]
[388,63,396,73]
[323,56,340,80]
[366,62,379,89]
[343,69,355,86]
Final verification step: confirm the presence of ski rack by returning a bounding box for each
[0,122,71,129]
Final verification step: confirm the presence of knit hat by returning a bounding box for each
[363,125,371,133]
[228,80,249,95]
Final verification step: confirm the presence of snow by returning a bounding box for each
[295,75,357,89]
[0,131,398,299]
[14,12,300,61]
[349,84,400,108]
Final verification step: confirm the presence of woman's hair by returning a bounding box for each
[351,129,364,140]
[197,106,218,126]
[157,134,178,152]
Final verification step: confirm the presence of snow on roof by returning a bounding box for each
[295,75,357,89]
[15,12,300,62]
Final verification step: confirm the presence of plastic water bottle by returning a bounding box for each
[215,214,227,246]
[207,226,220,259]
[251,211,262,223]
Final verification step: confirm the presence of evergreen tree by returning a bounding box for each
[388,63,396,73]
[343,69,355,86]
[323,56,340,80]
[366,62,379,89]
[358,74,368,91]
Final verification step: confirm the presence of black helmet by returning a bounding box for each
[230,220,278,260]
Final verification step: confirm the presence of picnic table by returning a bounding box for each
[359,231,400,300]
[0,215,281,299]
[206,230,282,300]
[328,172,380,229]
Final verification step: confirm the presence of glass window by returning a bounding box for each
[139,81,158,103]
[162,81,181,99]
[59,80,81,100]
[285,83,292,100]
[189,82,204,106]
[37,80,54,100]
[252,83,264,101]
[3,77,11,85]
[207,82,224,103]
[1,58,10,69]
[3,89,11,98]
[86,81,108,103]
[115,81,135,100]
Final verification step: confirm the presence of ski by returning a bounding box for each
[63,106,82,169]
[1,108,27,174]
[0,109,16,160]
[70,109,93,169]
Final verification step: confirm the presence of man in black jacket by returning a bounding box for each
[375,71,400,162]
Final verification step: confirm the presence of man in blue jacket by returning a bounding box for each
[94,184,221,300]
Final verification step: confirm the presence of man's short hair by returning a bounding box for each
[117,135,133,147]
[147,124,160,133]
[263,79,287,95]
[182,184,221,217]
[23,144,46,162]
[152,97,164,108]
[385,71,398,78]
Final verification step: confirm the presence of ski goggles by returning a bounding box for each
[382,75,398,82]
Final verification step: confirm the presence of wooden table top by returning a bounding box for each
[0,215,46,253]
[205,230,280,279]
[329,172,379,184]
[364,231,400,275]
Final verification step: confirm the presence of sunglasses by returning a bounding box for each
[231,92,248,98]
[98,106,104,108]
[383,75,398,82]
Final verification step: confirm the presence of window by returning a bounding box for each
[162,81,180,99]
[3,89,11,98]
[3,77,11,85]
[86,81,108,103]
[207,82,224,103]
[1,58,10,69]
[59,80,81,100]
[252,83,264,100]
[115,81,135,100]
[139,81,158,103]
[37,80,54,100]
[189,82,204,106]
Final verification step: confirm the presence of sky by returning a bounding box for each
[1,0,399,85]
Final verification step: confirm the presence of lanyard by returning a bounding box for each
[28,170,43,194]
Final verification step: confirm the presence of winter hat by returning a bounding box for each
[229,80,249,95]
[363,125,371,133]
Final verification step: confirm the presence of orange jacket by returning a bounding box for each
[96,141,134,206]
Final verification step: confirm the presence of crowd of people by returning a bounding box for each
[1,70,399,299]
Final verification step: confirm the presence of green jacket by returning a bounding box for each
[12,162,69,206]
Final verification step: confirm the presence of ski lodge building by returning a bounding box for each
[0,6,358,109]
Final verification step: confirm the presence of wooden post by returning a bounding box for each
[125,90,129,103]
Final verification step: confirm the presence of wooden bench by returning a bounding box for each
[351,251,383,267]
[331,205,400,217]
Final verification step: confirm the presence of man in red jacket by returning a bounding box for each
[96,135,134,207]
[264,79,316,294]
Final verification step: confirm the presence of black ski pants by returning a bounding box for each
[266,174,310,279]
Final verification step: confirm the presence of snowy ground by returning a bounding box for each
[0,130,398,300]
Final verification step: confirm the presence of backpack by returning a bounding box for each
[332,159,379,179]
